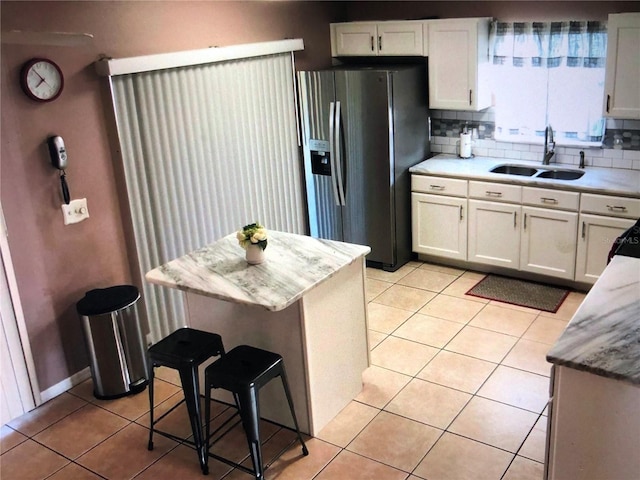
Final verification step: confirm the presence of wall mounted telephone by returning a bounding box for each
[47,135,70,204]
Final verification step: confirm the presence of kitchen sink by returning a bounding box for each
[490,164,538,176]
[536,169,585,180]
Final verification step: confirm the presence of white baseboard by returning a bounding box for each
[39,367,91,404]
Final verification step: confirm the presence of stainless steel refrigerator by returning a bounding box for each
[298,64,430,271]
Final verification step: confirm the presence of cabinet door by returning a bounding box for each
[428,18,491,111]
[412,193,467,260]
[333,23,377,56]
[377,21,424,56]
[468,200,520,268]
[603,13,640,119]
[575,214,636,284]
[520,207,578,280]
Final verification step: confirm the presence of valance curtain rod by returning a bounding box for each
[95,38,304,76]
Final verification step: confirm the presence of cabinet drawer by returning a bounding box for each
[469,181,521,203]
[522,187,579,211]
[580,193,640,219]
[412,175,468,197]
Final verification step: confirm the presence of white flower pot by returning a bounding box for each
[246,244,265,264]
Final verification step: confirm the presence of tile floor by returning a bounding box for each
[1,261,586,480]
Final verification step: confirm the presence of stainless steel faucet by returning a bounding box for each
[543,125,555,165]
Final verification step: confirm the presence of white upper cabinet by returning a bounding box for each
[331,21,424,57]
[427,18,492,111]
[603,13,640,119]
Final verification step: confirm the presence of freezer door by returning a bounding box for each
[298,71,343,240]
[336,69,395,265]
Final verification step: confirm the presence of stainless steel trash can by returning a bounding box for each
[76,285,148,399]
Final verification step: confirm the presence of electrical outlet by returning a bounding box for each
[61,198,89,225]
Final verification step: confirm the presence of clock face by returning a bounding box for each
[20,58,64,102]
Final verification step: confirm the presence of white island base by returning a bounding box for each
[185,257,369,436]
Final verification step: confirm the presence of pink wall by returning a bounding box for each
[2,0,638,396]
[1,1,342,393]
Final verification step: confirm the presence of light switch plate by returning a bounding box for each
[61,198,89,225]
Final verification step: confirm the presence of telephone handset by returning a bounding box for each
[47,135,70,204]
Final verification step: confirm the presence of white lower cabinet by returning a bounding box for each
[412,193,467,260]
[468,200,520,269]
[520,207,578,280]
[575,214,636,284]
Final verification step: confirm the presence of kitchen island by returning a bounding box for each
[145,231,371,435]
[544,251,640,480]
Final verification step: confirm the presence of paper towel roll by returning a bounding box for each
[459,133,472,158]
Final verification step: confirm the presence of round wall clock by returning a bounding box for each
[20,58,64,102]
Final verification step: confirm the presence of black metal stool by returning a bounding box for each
[204,345,308,479]
[147,327,225,475]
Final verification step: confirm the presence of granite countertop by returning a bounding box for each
[145,230,370,312]
[546,255,640,385]
[410,154,640,197]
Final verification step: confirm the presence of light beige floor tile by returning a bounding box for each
[461,270,487,281]
[538,291,585,321]
[355,366,412,409]
[76,422,177,478]
[502,455,545,480]
[373,284,436,312]
[502,339,554,377]
[316,401,379,448]
[93,379,180,421]
[367,330,387,350]
[366,265,415,283]
[371,336,439,376]
[445,326,518,363]
[488,299,540,315]
[154,365,182,386]
[0,425,27,453]
[519,415,547,463]
[414,432,513,480]
[449,397,538,453]
[385,378,471,430]
[348,411,442,472]
[477,366,549,413]
[442,276,490,300]
[8,392,87,436]
[468,304,537,337]
[366,278,393,301]
[367,302,413,334]
[417,350,497,394]
[136,443,232,479]
[34,403,129,459]
[522,316,569,345]
[397,268,459,293]
[315,449,407,480]
[67,378,99,402]
[0,438,69,480]
[393,313,464,348]
[263,437,340,480]
[418,263,466,276]
[418,294,486,324]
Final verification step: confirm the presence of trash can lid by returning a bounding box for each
[76,285,140,316]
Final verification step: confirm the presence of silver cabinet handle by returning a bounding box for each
[514,211,517,228]
[378,36,382,51]
[459,205,464,220]
[607,205,628,212]
[523,213,527,230]
[430,185,445,191]
[582,221,586,239]
[469,89,473,106]
[541,197,558,204]
[371,36,375,52]
[486,191,503,197]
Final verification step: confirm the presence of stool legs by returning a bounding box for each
[237,388,265,479]
[147,361,155,451]
[178,365,208,475]
[279,366,309,456]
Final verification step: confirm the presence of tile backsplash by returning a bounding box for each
[430,109,640,171]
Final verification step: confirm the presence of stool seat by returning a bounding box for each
[204,345,308,479]
[147,327,224,475]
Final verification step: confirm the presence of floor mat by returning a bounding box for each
[466,274,570,313]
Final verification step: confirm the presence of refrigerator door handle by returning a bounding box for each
[328,102,341,206]
[334,101,346,206]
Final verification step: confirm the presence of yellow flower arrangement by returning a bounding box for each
[236,222,268,251]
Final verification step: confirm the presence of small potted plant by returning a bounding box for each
[237,222,268,264]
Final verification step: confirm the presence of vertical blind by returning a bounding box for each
[109,51,305,341]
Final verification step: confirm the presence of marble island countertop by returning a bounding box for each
[145,231,370,312]
[546,255,640,385]
[410,154,640,197]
